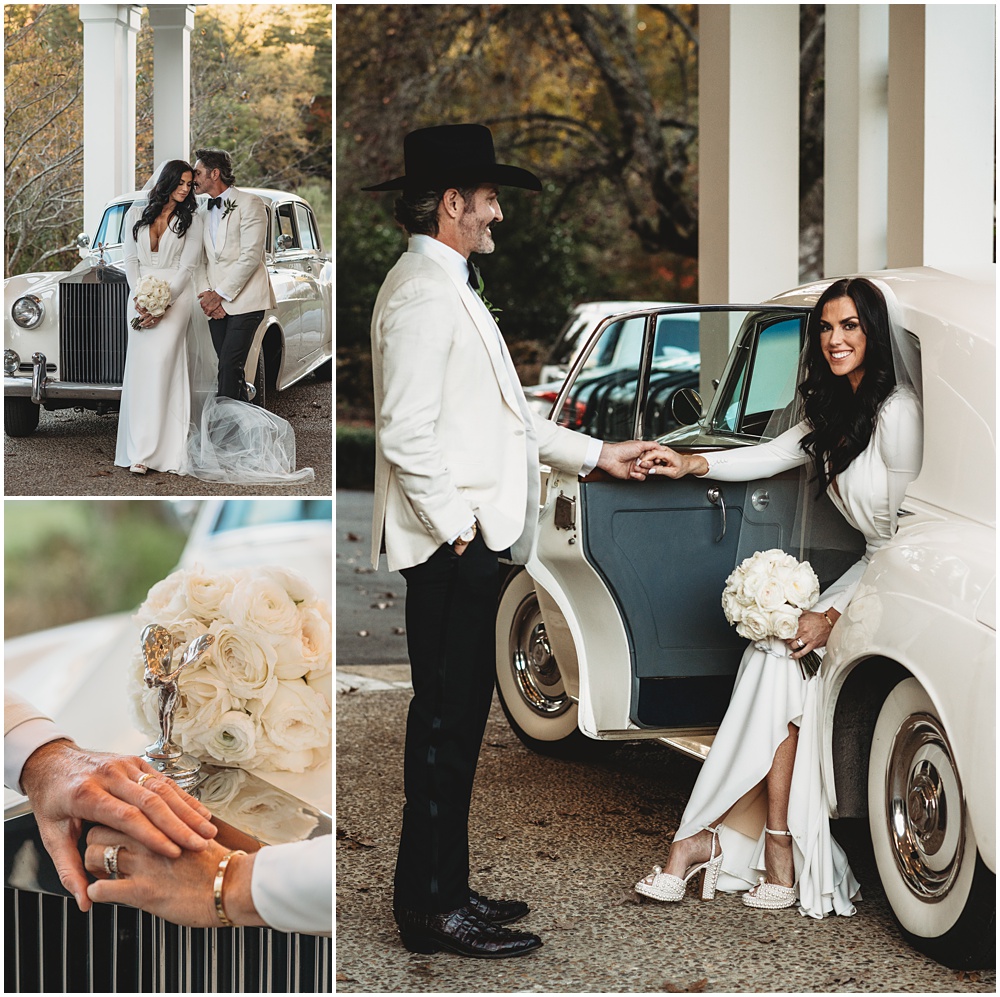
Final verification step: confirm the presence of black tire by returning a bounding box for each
[495,569,614,761]
[314,358,332,381]
[5,397,40,437]
[868,678,995,969]
[250,351,266,409]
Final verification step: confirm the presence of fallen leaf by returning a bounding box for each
[357,630,369,637]
[346,532,361,541]
[88,470,113,477]
[535,850,559,860]
[336,972,354,982]
[381,590,398,598]
[530,818,549,827]
[495,833,507,840]
[612,888,643,906]
[392,627,406,635]
[354,567,375,574]
[371,601,393,610]
[663,980,707,994]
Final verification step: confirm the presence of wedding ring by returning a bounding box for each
[103,844,122,879]
[137,772,154,787]
[796,638,805,648]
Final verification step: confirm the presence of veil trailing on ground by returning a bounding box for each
[131,163,314,484]
[184,282,315,484]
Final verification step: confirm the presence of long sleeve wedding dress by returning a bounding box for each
[672,386,922,918]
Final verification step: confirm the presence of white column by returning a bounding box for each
[823,5,889,277]
[148,5,195,166]
[79,5,141,234]
[887,5,995,271]
[698,4,800,400]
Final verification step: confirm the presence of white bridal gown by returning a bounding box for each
[115,210,204,473]
[672,387,922,919]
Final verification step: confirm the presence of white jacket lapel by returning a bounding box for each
[459,291,526,419]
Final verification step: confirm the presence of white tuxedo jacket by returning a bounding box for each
[370,243,593,572]
[202,187,276,314]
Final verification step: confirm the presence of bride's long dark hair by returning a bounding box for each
[799,277,897,494]
[132,160,197,240]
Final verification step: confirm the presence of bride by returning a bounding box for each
[116,160,313,483]
[634,277,922,918]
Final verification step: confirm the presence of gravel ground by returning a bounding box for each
[4,376,332,496]
[335,678,996,995]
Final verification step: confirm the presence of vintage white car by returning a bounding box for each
[5,498,333,991]
[495,267,995,968]
[4,188,333,436]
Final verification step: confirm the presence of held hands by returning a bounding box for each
[84,825,265,928]
[197,289,226,319]
[786,608,840,659]
[134,302,164,329]
[597,440,680,481]
[19,740,218,912]
[634,445,709,479]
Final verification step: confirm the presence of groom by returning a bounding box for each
[193,148,276,401]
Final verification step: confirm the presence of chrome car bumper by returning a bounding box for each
[5,766,332,993]
[5,353,122,403]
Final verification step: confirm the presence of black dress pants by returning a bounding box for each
[394,533,501,914]
[208,309,264,400]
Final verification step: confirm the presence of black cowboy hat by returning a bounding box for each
[362,124,542,192]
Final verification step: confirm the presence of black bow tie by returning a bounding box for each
[207,197,223,210]
[468,259,482,291]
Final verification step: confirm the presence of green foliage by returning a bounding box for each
[5,501,189,638]
[336,425,376,491]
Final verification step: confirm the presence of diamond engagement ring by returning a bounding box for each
[137,772,154,787]
[103,844,123,879]
[796,638,805,648]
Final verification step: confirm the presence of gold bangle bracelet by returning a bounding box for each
[823,610,835,629]
[213,849,247,927]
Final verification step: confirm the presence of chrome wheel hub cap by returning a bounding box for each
[509,595,570,717]
[885,713,964,901]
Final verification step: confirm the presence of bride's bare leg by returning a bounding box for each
[763,722,798,887]
[662,826,717,878]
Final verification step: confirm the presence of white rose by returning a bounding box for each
[198,768,249,809]
[258,679,330,769]
[188,709,258,765]
[222,575,301,636]
[272,606,333,680]
[755,578,787,612]
[136,573,189,625]
[257,566,318,606]
[181,568,236,624]
[741,563,769,601]
[171,661,243,745]
[738,607,770,641]
[721,591,743,624]
[209,620,279,705]
[771,608,801,640]
[787,562,820,609]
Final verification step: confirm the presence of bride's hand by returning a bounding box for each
[787,609,839,658]
[637,446,709,479]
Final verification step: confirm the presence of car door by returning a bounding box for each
[529,305,864,739]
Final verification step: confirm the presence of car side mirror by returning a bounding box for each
[76,232,91,249]
[671,387,703,426]
[276,234,294,251]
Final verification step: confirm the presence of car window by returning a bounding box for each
[653,315,699,359]
[293,203,318,250]
[711,314,805,439]
[93,202,131,247]
[212,499,333,533]
[275,203,299,250]
[556,316,645,442]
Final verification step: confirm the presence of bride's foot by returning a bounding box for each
[129,463,148,475]
[635,827,723,903]
[743,828,796,910]
[763,827,794,888]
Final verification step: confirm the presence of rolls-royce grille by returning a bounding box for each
[59,275,129,384]
[5,888,332,993]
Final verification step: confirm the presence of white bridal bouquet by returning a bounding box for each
[128,566,332,772]
[130,275,172,329]
[721,548,823,678]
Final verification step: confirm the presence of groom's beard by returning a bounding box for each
[459,216,495,255]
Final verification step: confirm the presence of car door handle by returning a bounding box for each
[707,486,726,542]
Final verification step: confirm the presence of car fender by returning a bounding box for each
[525,470,639,739]
[822,519,996,872]
[4,272,64,358]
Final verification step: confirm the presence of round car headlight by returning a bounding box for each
[4,349,20,375]
[12,294,43,329]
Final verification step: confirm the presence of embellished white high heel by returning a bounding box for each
[635,826,724,902]
[743,827,797,909]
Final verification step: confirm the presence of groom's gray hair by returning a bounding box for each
[196,148,236,187]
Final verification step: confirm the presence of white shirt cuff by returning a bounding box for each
[579,437,604,477]
[251,836,332,935]
[446,520,477,545]
[4,718,73,794]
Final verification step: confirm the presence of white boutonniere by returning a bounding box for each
[221,198,237,220]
